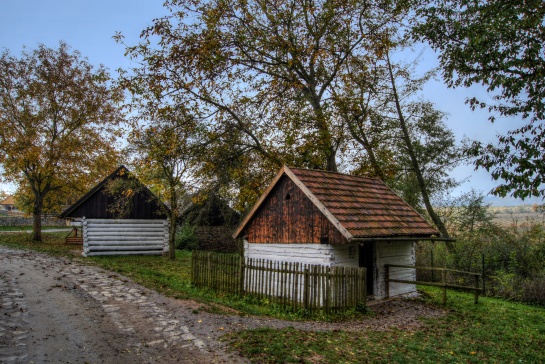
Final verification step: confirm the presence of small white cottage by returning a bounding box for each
[233,166,439,299]
[60,166,170,257]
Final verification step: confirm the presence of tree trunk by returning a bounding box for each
[168,212,176,260]
[32,198,43,242]
[346,119,386,180]
[386,53,455,253]
[326,150,338,172]
[168,189,178,260]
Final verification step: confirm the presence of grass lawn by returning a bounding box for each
[1,231,544,363]
[0,231,333,319]
[227,287,545,363]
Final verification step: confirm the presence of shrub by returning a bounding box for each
[175,222,198,250]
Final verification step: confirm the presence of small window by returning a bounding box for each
[285,193,291,200]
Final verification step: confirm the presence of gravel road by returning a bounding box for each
[0,247,446,364]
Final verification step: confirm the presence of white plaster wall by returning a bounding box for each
[244,240,416,300]
[244,241,336,265]
[375,240,416,299]
[83,218,169,256]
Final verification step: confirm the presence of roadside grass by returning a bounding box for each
[3,230,544,363]
[0,231,76,255]
[0,231,365,320]
[227,286,545,363]
[88,251,367,321]
[0,226,69,231]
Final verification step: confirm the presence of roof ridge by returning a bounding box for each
[287,166,382,182]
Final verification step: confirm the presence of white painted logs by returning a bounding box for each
[82,217,169,257]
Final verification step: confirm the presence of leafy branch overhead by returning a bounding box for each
[413,0,545,201]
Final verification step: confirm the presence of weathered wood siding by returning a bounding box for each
[375,241,416,298]
[67,187,167,219]
[242,176,347,244]
[82,218,168,256]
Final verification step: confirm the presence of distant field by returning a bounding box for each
[488,205,544,226]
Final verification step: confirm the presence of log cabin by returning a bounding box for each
[233,165,439,299]
[60,166,169,257]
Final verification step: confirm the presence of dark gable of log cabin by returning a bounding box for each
[60,166,168,219]
[241,174,347,244]
[234,166,439,244]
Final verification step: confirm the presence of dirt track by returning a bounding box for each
[0,247,446,363]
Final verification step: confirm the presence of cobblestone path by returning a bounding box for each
[0,247,241,363]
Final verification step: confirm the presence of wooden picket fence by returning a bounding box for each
[191,251,367,314]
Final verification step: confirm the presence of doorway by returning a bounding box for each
[358,242,375,296]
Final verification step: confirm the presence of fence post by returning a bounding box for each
[385,264,390,299]
[474,274,480,304]
[441,269,447,305]
[303,266,310,311]
[239,256,245,295]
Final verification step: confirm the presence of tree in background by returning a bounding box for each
[413,0,545,203]
[0,43,124,240]
[127,107,202,260]
[334,39,464,246]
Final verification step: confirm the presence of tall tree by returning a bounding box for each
[0,43,123,240]
[413,0,545,202]
[334,41,464,247]
[116,0,404,176]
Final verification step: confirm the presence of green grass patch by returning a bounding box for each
[87,252,368,321]
[2,233,544,363]
[0,233,365,320]
[0,231,75,256]
[227,286,545,363]
[0,225,69,231]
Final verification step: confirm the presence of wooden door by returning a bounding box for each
[359,242,375,296]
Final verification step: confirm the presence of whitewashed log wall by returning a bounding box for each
[245,240,417,300]
[82,218,169,257]
[375,240,416,298]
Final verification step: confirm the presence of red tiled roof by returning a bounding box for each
[288,167,438,238]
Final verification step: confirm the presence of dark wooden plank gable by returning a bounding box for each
[242,175,347,244]
[68,184,167,219]
[61,166,168,220]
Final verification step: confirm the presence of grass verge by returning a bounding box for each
[226,287,545,363]
[2,232,544,362]
[0,226,69,231]
[0,231,367,321]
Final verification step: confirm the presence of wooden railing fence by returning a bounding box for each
[385,264,482,304]
[191,251,367,314]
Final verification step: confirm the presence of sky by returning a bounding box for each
[0,0,539,206]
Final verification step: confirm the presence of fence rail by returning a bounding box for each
[385,264,482,304]
[192,251,366,314]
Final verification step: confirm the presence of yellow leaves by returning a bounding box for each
[123,188,135,198]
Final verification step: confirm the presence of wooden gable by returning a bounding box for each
[240,175,347,244]
[60,166,168,220]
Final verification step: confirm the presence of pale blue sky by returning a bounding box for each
[0,1,537,205]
